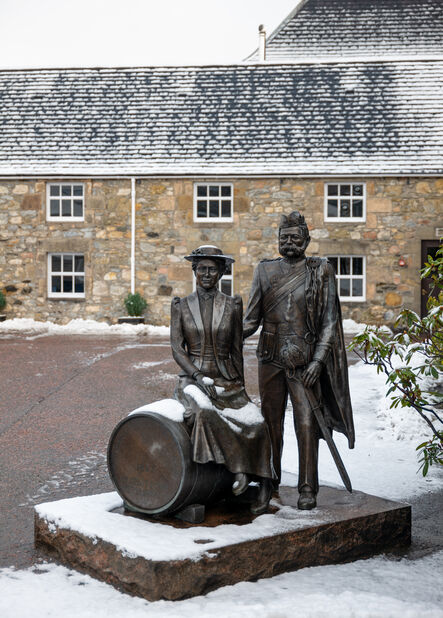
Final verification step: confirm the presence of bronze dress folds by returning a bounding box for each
[170,287,275,480]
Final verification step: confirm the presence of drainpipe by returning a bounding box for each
[258,25,266,62]
[131,177,136,294]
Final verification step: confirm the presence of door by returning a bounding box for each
[421,240,441,317]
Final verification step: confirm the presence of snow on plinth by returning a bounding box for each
[34,486,411,602]
[34,491,324,563]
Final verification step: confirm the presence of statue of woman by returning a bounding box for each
[170,246,274,515]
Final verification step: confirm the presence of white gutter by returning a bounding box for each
[131,177,136,295]
[0,173,440,180]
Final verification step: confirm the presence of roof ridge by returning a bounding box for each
[1,54,443,75]
[245,54,443,66]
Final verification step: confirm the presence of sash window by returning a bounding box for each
[328,256,365,301]
[194,183,233,222]
[324,183,365,222]
[48,253,85,299]
[47,183,84,221]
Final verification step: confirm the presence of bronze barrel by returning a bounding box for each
[107,412,233,516]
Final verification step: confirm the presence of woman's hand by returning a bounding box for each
[194,373,217,400]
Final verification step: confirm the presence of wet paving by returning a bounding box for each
[0,331,389,569]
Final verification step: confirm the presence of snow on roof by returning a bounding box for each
[0,60,442,176]
[246,0,443,62]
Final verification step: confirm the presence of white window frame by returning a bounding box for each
[324,182,366,222]
[192,264,234,296]
[193,182,234,223]
[48,253,85,299]
[328,255,366,302]
[46,182,85,221]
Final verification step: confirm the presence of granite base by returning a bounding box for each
[35,485,411,601]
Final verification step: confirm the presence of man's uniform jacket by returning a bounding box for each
[170,289,244,384]
[244,256,355,448]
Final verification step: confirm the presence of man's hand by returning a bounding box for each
[302,361,323,389]
[195,373,217,400]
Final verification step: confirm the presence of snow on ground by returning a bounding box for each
[0,317,368,337]
[19,451,108,508]
[0,318,169,337]
[132,360,168,369]
[281,359,443,501]
[341,318,370,334]
[1,552,442,618]
[341,318,392,335]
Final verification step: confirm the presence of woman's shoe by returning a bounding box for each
[232,473,249,496]
[250,479,272,515]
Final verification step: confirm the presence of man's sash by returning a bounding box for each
[263,268,307,314]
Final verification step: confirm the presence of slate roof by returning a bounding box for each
[0,61,442,176]
[246,0,443,61]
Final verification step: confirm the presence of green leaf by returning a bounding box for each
[416,441,428,450]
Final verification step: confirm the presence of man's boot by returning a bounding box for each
[297,487,317,510]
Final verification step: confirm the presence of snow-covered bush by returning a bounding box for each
[349,244,442,476]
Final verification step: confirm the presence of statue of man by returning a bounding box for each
[243,211,355,509]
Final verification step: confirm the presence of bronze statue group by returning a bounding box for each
[170,211,355,515]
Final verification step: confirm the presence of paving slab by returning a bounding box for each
[34,485,411,601]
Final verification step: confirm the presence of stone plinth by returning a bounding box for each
[34,485,411,601]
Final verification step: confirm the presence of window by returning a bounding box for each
[324,183,365,222]
[194,183,233,222]
[219,262,233,296]
[47,183,84,220]
[192,263,234,296]
[48,253,85,298]
[328,256,365,301]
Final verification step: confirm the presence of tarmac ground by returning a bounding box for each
[0,332,440,569]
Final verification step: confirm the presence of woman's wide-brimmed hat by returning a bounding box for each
[184,245,235,264]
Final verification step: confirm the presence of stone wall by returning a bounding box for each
[0,179,131,323]
[0,177,441,325]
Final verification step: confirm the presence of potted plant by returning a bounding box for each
[118,292,147,325]
[0,290,6,322]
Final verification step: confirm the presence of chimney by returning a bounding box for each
[258,24,266,62]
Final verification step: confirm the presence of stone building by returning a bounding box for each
[0,0,442,325]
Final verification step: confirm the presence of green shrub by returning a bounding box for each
[0,290,5,311]
[124,292,147,317]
